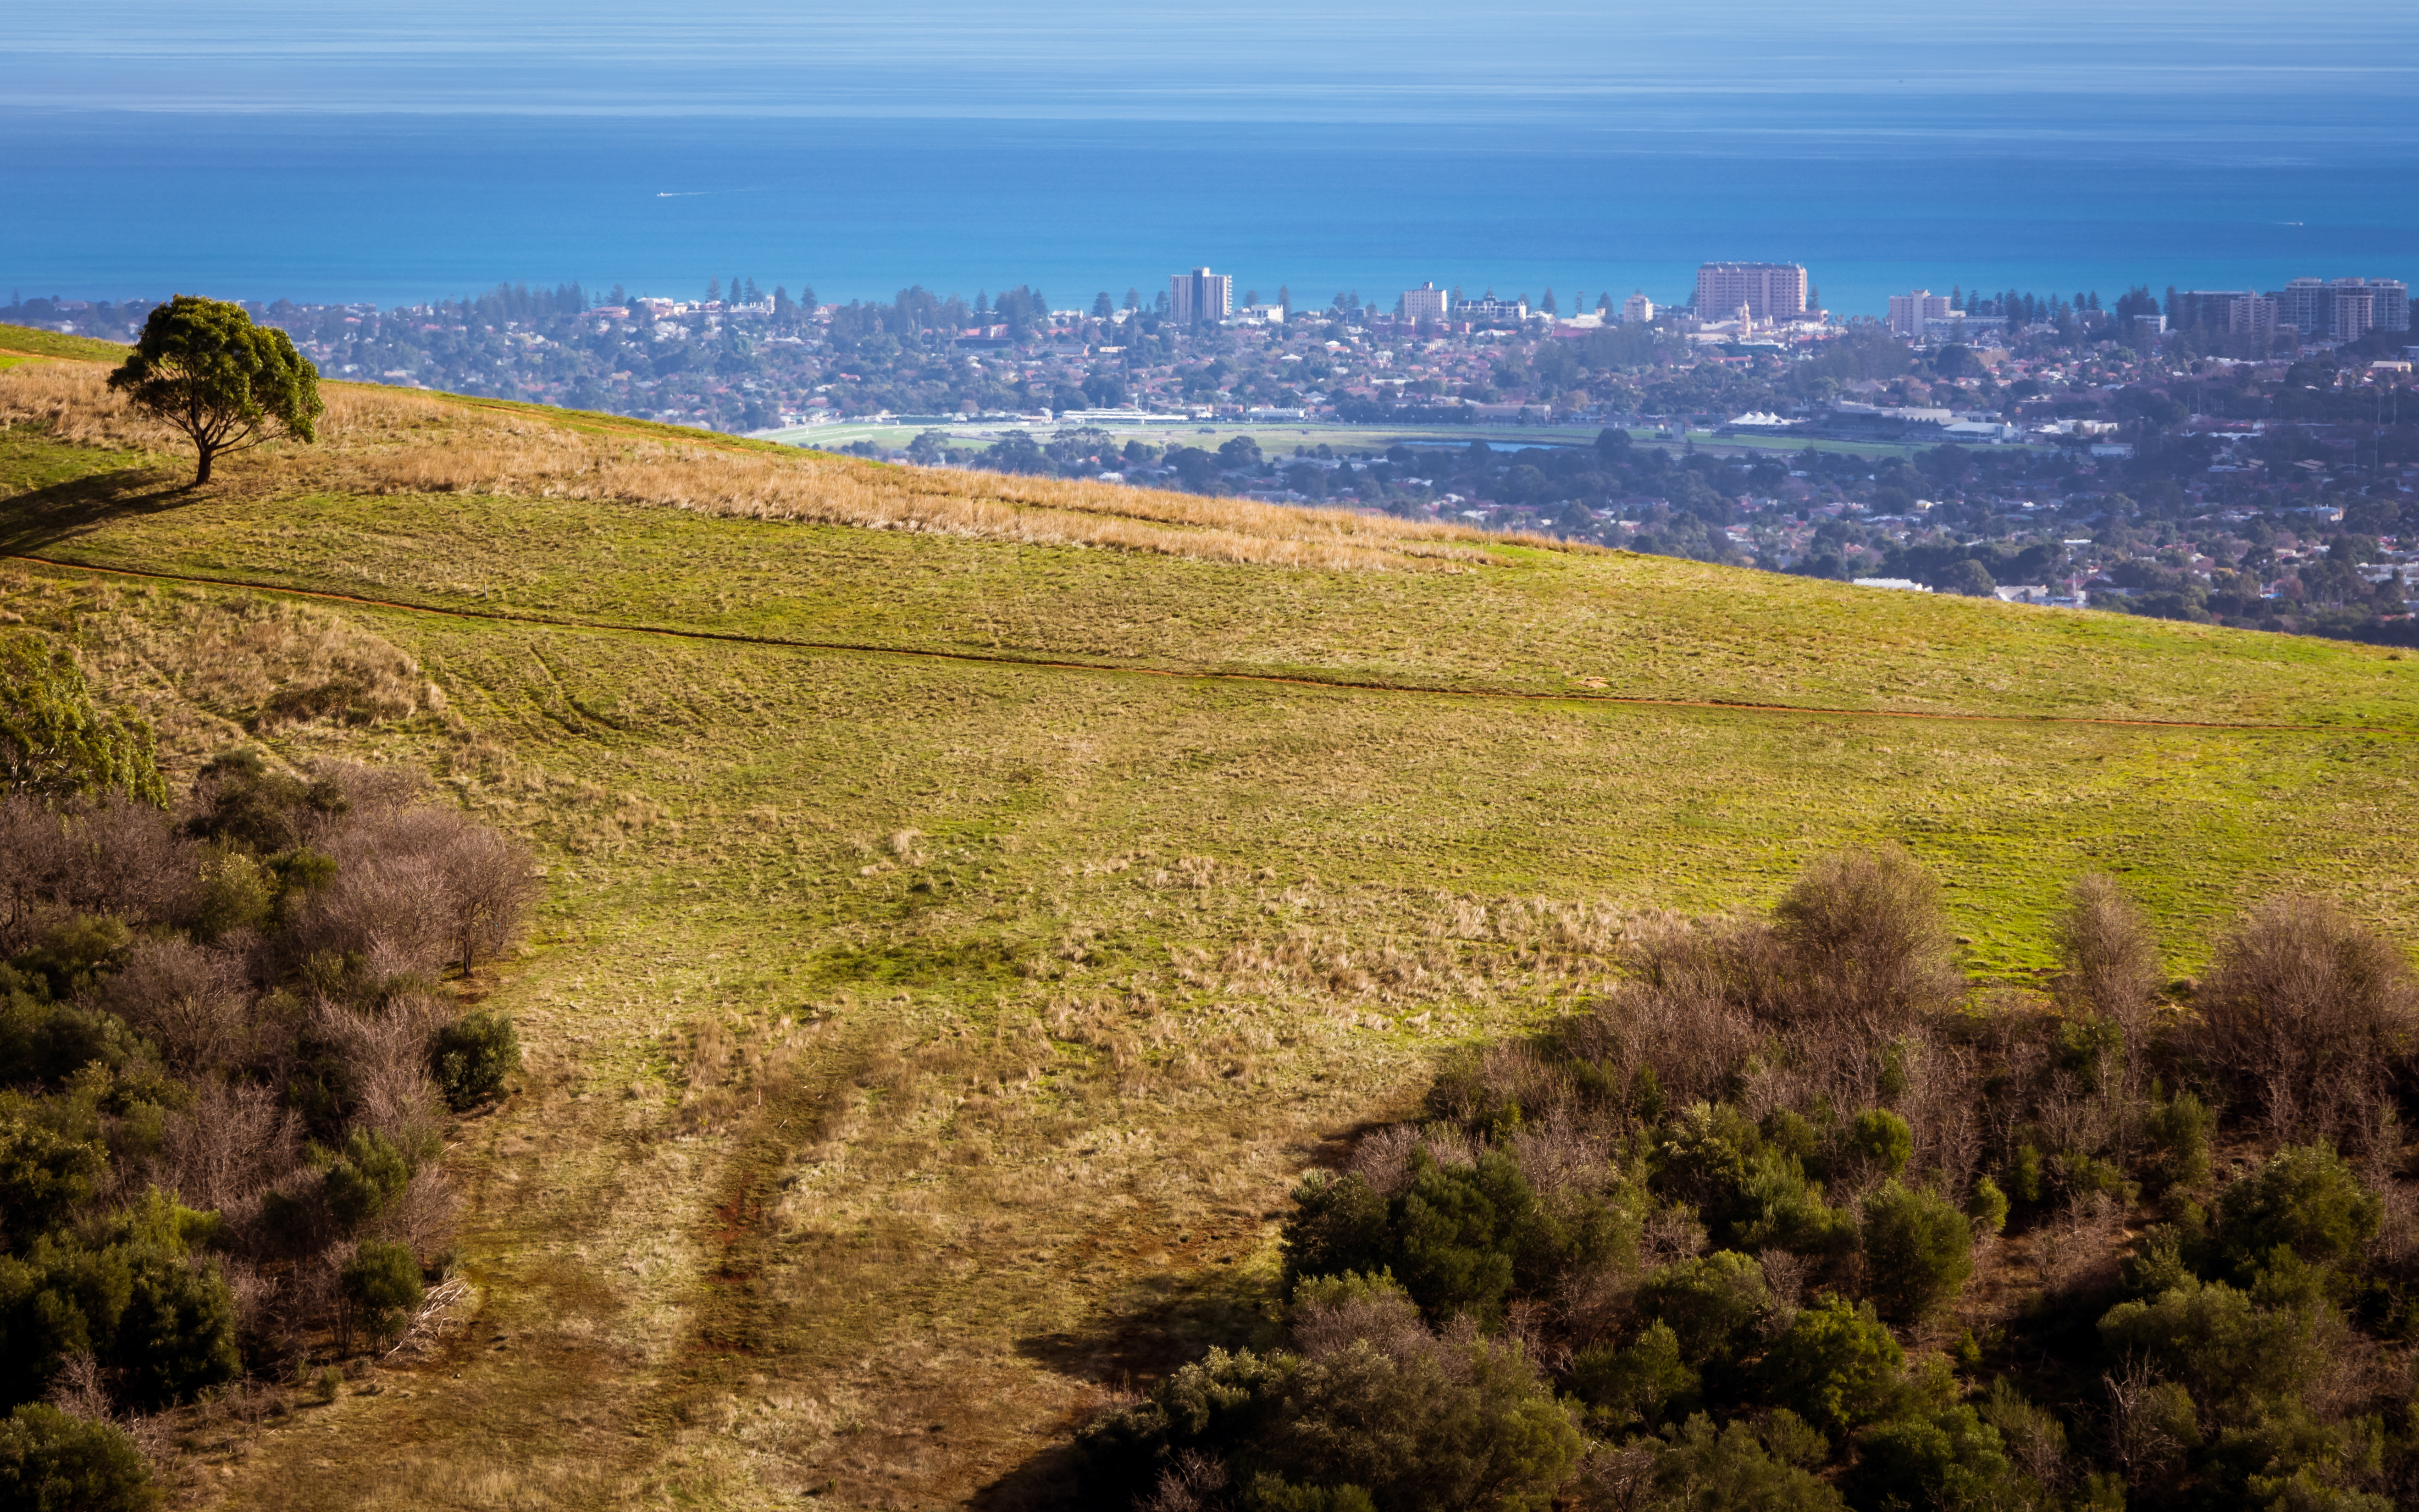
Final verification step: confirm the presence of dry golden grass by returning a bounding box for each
[0,568,441,779]
[0,362,1579,573]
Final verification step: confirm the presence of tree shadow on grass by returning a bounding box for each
[0,467,195,560]
[972,1269,1279,1511]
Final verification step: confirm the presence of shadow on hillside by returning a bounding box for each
[971,1271,1273,1510]
[0,468,194,559]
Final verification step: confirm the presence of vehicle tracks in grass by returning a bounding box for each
[8,551,2404,737]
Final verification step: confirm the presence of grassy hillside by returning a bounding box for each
[2,360,2415,1509]
[0,319,130,362]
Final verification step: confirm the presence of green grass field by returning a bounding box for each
[2,361,2414,1509]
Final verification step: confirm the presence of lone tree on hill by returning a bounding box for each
[107,294,322,484]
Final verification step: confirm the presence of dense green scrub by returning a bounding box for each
[1084,855,2419,1511]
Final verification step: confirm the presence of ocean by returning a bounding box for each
[5,1,2417,318]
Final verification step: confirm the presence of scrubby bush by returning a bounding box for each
[1570,1320,1695,1431]
[1965,1175,2009,1236]
[320,1126,416,1234]
[2212,1144,2380,1279]
[1637,1251,1769,1366]
[2097,1277,2330,1408]
[1844,1404,2025,1511]
[1844,1109,1911,1177]
[1860,1182,1974,1324]
[1759,846,1964,1038]
[0,1403,157,1512]
[0,632,167,811]
[2197,896,2413,1140]
[2140,1087,2214,1193]
[0,1215,237,1410]
[340,1240,423,1346]
[1107,858,2419,1510]
[1281,1151,1627,1327]
[1756,1297,1905,1440]
[1646,1414,1842,1511]
[430,1009,519,1110]
[1082,1273,1580,1512]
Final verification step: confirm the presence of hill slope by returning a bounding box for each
[2,355,2415,1510]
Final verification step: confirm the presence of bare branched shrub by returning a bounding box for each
[2196,895,2415,1143]
[0,794,72,950]
[2055,874,2163,1059]
[101,935,254,1069]
[312,994,449,1149]
[57,798,203,928]
[1140,1449,1230,1512]
[147,1080,303,1220]
[1292,1279,1433,1361]
[1565,919,1756,1106]
[1756,847,1964,1039]
[1347,1124,1424,1198]
[1427,1041,1579,1129]
[294,804,534,977]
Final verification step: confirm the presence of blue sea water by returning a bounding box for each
[6,1,2418,318]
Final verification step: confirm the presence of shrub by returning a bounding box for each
[1386,1152,1532,1324]
[1844,1109,1912,1176]
[2196,895,2414,1139]
[2055,1014,2127,1094]
[2140,1088,2214,1193]
[8,917,135,1004]
[340,1241,423,1348]
[321,1127,414,1234]
[2213,1144,2380,1278]
[1732,1152,1856,1257]
[1757,1296,1905,1440]
[0,1228,238,1411]
[2006,1143,2044,1204]
[0,633,168,811]
[0,1403,158,1512]
[1275,1331,1580,1512]
[2054,874,2163,1044]
[1242,1477,1377,1512]
[1760,847,1964,1039]
[429,1010,519,1110]
[0,1110,107,1241]
[1647,1414,1843,1512]
[1282,1173,1390,1296]
[1965,1176,2009,1236]
[1083,1323,1582,1512]
[111,1246,239,1408]
[1284,1152,1541,1325]
[1569,1320,1696,1430]
[2097,1277,2330,1408]
[1861,1181,1974,1324]
[1637,1251,1770,1366]
[1845,1404,2025,1512]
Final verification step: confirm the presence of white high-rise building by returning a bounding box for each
[1694,262,1809,323]
[1170,267,1233,327]
[1887,290,1953,337]
[1400,282,1449,323]
[1622,291,1656,324]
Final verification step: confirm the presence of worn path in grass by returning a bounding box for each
[9,549,2397,737]
[4,427,2416,731]
[3,410,2417,1510]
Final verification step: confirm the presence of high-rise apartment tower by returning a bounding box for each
[1694,262,1809,323]
[1170,267,1233,328]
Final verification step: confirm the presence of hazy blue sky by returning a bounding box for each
[13,0,2419,125]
